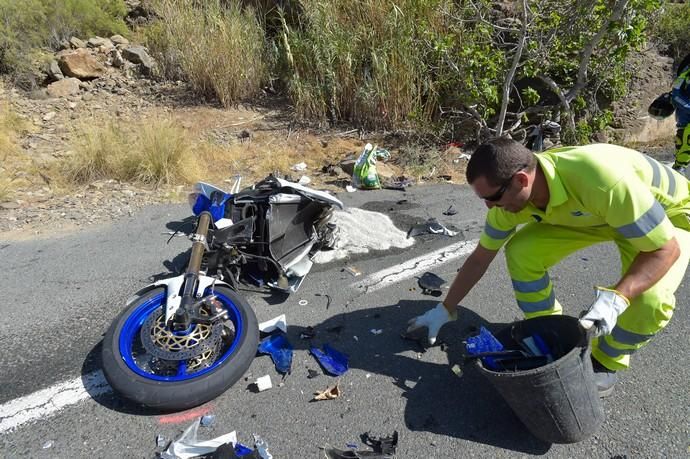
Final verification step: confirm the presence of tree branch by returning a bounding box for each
[536,74,576,134]
[495,0,528,137]
[565,0,629,102]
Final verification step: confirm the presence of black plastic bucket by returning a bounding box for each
[475,315,605,444]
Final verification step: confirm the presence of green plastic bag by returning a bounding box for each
[353,143,390,189]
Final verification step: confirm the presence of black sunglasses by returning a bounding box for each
[482,179,512,202]
[481,165,527,202]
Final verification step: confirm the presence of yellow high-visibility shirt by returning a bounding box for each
[479,144,690,252]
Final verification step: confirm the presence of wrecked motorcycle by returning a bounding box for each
[102,175,343,410]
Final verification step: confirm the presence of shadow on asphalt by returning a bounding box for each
[81,298,551,454]
[284,300,552,455]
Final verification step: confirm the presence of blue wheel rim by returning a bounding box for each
[118,289,245,381]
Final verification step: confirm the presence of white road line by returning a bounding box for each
[351,239,479,293]
[0,370,111,434]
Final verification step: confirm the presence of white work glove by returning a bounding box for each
[579,287,630,337]
[406,303,456,345]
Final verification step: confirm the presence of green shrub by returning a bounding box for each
[278,0,503,130]
[146,0,268,106]
[0,0,127,76]
[651,2,690,61]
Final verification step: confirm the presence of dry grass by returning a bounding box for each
[135,119,200,185]
[63,123,127,183]
[147,0,268,106]
[0,101,31,201]
[62,117,200,187]
[197,129,365,187]
[281,0,456,129]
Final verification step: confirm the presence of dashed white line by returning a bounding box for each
[0,370,111,434]
[351,239,478,292]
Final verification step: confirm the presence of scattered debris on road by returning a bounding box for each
[312,383,342,401]
[342,266,362,277]
[257,333,293,375]
[322,430,398,458]
[417,272,446,297]
[310,344,349,376]
[258,314,287,334]
[407,218,458,238]
[253,375,272,392]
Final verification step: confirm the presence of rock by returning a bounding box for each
[46,78,81,98]
[46,60,64,82]
[58,49,106,79]
[109,49,125,68]
[87,36,113,49]
[339,159,356,176]
[28,89,50,100]
[0,201,20,210]
[69,37,87,49]
[592,131,609,143]
[82,92,94,101]
[121,46,154,74]
[376,162,399,179]
[110,34,129,45]
[42,112,56,121]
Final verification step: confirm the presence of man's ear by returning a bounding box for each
[515,170,530,187]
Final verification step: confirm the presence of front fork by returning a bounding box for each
[171,212,221,331]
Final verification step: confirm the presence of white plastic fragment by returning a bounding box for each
[346,185,357,192]
[255,375,272,392]
[298,175,311,185]
[291,162,307,171]
[160,418,237,459]
[370,329,383,335]
[258,314,287,334]
[254,434,273,458]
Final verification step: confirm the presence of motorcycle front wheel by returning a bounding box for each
[102,285,258,411]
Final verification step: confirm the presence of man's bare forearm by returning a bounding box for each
[615,237,680,300]
[442,244,498,314]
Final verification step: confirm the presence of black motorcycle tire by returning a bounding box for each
[102,286,258,411]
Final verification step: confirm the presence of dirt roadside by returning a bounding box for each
[0,44,678,241]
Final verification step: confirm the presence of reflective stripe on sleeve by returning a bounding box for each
[512,273,550,293]
[644,155,661,188]
[662,164,677,197]
[614,201,666,239]
[484,222,515,240]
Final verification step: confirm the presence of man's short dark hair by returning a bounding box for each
[466,138,537,186]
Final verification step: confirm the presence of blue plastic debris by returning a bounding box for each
[530,333,553,362]
[200,414,216,427]
[257,333,293,374]
[235,442,255,456]
[465,326,504,370]
[310,344,349,376]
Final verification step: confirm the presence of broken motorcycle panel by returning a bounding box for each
[102,175,343,411]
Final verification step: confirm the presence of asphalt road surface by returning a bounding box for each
[1,184,688,458]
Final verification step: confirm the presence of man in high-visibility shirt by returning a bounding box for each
[407,138,690,397]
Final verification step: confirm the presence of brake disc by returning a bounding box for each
[140,306,224,361]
